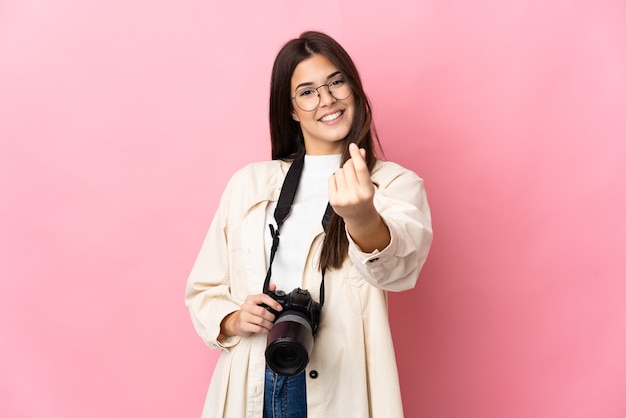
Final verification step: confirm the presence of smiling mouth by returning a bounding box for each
[319,110,343,122]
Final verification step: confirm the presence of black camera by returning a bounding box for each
[262,288,321,377]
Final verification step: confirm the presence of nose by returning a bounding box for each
[317,85,336,107]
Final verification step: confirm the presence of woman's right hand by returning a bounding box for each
[218,284,283,340]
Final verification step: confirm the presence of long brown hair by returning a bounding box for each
[269,31,383,270]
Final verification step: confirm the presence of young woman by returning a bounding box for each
[186,31,433,418]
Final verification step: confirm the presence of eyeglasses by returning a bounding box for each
[290,76,352,112]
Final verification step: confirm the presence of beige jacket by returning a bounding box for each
[185,158,432,418]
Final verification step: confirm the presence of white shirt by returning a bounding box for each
[264,154,341,292]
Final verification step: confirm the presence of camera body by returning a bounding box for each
[262,288,321,376]
[263,288,321,334]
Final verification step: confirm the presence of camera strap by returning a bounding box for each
[262,154,331,307]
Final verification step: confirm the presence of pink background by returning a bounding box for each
[1,1,625,417]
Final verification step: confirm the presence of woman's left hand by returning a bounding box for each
[328,143,376,224]
[328,143,390,252]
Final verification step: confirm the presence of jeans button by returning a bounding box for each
[309,370,318,379]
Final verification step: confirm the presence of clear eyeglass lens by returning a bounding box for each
[294,79,352,112]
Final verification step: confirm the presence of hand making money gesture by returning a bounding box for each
[328,143,391,252]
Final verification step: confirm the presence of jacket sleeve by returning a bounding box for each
[347,163,433,292]
[185,180,242,350]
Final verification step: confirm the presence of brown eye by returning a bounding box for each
[298,89,316,97]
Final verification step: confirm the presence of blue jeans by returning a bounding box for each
[263,366,307,418]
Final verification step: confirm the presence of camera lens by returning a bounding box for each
[265,313,314,376]
[277,345,298,365]
[268,341,307,374]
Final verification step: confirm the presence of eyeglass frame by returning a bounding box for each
[289,76,353,112]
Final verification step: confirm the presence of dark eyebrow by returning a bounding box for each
[295,71,342,90]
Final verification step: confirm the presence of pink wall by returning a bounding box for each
[1,1,625,417]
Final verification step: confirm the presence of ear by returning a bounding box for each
[291,109,300,122]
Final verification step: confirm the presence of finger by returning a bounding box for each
[242,296,280,320]
[239,311,273,334]
[348,143,369,184]
[246,311,275,329]
[348,142,359,157]
[241,303,277,325]
[258,294,283,314]
[348,143,366,166]
[333,167,348,192]
[328,172,338,194]
[328,175,338,205]
[340,158,359,189]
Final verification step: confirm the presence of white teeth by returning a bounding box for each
[320,111,342,122]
